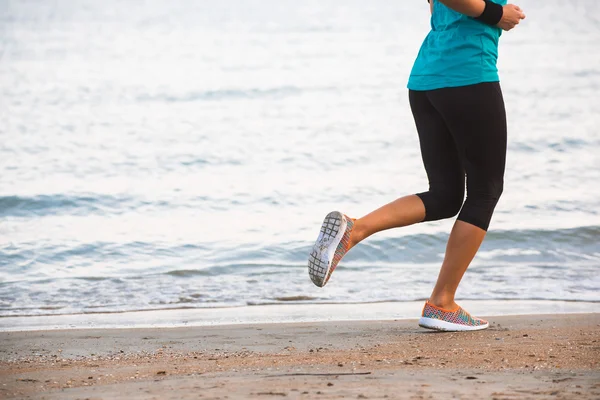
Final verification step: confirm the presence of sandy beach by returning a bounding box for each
[1,313,598,399]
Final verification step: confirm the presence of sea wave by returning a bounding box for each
[1,225,599,278]
[0,194,132,217]
[0,225,598,317]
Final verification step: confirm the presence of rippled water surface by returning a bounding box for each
[1,0,599,316]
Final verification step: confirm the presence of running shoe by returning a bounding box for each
[418,301,489,332]
[308,211,354,287]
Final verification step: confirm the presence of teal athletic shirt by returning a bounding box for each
[408,0,507,91]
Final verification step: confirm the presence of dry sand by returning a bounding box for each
[1,313,598,399]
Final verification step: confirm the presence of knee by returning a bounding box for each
[459,178,504,230]
[493,181,504,201]
[419,185,464,221]
[482,179,504,205]
[438,189,464,219]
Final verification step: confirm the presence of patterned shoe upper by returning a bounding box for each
[421,301,488,327]
[324,216,354,285]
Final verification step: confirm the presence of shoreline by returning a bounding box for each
[1,313,598,399]
[1,299,598,332]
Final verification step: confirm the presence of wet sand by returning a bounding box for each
[1,313,599,399]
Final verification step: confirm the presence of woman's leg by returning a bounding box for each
[349,89,465,250]
[349,195,425,249]
[428,220,486,309]
[426,82,507,310]
[308,90,465,288]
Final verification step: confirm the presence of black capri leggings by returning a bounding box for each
[409,82,507,231]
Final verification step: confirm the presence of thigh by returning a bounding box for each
[427,83,507,189]
[409,90,464,193]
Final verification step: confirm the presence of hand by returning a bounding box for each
[497,4,526,31]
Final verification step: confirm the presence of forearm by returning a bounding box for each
[437,0,485,17]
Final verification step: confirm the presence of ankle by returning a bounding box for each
[348,219,364,250]
[428,294,458,311]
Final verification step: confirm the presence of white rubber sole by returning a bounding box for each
[418,317,489,332]
[308,211,347,287]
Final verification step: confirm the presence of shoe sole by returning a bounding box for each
[308,211,347,287]
[418,317,489,332]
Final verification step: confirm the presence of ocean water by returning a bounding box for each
[1,0,599,318]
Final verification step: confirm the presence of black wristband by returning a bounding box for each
[474,0,503,26]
